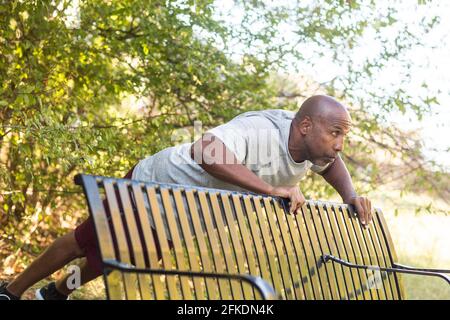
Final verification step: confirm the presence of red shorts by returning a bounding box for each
[74,165,172,277]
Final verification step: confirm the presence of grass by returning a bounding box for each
[370,188,450,300]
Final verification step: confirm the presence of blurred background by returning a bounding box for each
[0,0,448,299]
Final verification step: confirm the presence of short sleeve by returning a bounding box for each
[205,114,273,165]
[205,117,249,164]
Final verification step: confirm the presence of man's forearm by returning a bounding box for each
[320,155,357,202]
[191,134,274,195]
[321,155,374,226]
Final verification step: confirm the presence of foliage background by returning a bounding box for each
[0,0,448,298]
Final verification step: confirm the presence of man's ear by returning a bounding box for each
[298,116,312,135]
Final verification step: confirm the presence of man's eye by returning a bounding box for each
[331,131,339,137]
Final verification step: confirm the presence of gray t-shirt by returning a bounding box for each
[132,109,329,190]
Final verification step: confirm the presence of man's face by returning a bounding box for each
[303,114,352,167]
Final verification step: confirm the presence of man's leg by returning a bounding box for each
[53,230,173,298]
[5,165,137,299]
[50,164,139,297]
[54,258,100,296]
[5,231,84,297]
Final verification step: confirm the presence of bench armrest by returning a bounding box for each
[103,259,279,300]
[392,263,450,274]
[322,254,450,286]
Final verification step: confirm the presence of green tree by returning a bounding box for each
[0,0,446,272]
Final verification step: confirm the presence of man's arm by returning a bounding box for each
[190,133,305,214]
[318,154,373,227]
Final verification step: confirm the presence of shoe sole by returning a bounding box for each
[35,288,44,300]
[0,293,12,300]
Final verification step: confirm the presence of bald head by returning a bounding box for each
[295,95,351,125]
[288,95,352,166]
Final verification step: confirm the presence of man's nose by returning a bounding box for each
[334,138,344,152]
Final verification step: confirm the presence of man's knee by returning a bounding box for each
[55,231,85,258]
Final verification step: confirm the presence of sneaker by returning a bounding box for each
[0,282,20,300]
[35,282,69,300]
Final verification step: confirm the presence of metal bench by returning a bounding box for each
[75,174,450,300]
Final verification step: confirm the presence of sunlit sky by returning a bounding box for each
[215,0,450,171]
[300,1,450,171]
[67,1,449,170]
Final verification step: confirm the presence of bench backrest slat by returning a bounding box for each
[76,175,404,300]
[375,208,404,299]
[347,205,386,299]
[342,205,374,299]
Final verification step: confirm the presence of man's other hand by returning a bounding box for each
[270,186,306,215]
[345,196,372,228]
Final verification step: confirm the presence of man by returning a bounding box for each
[0,95,372,300]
